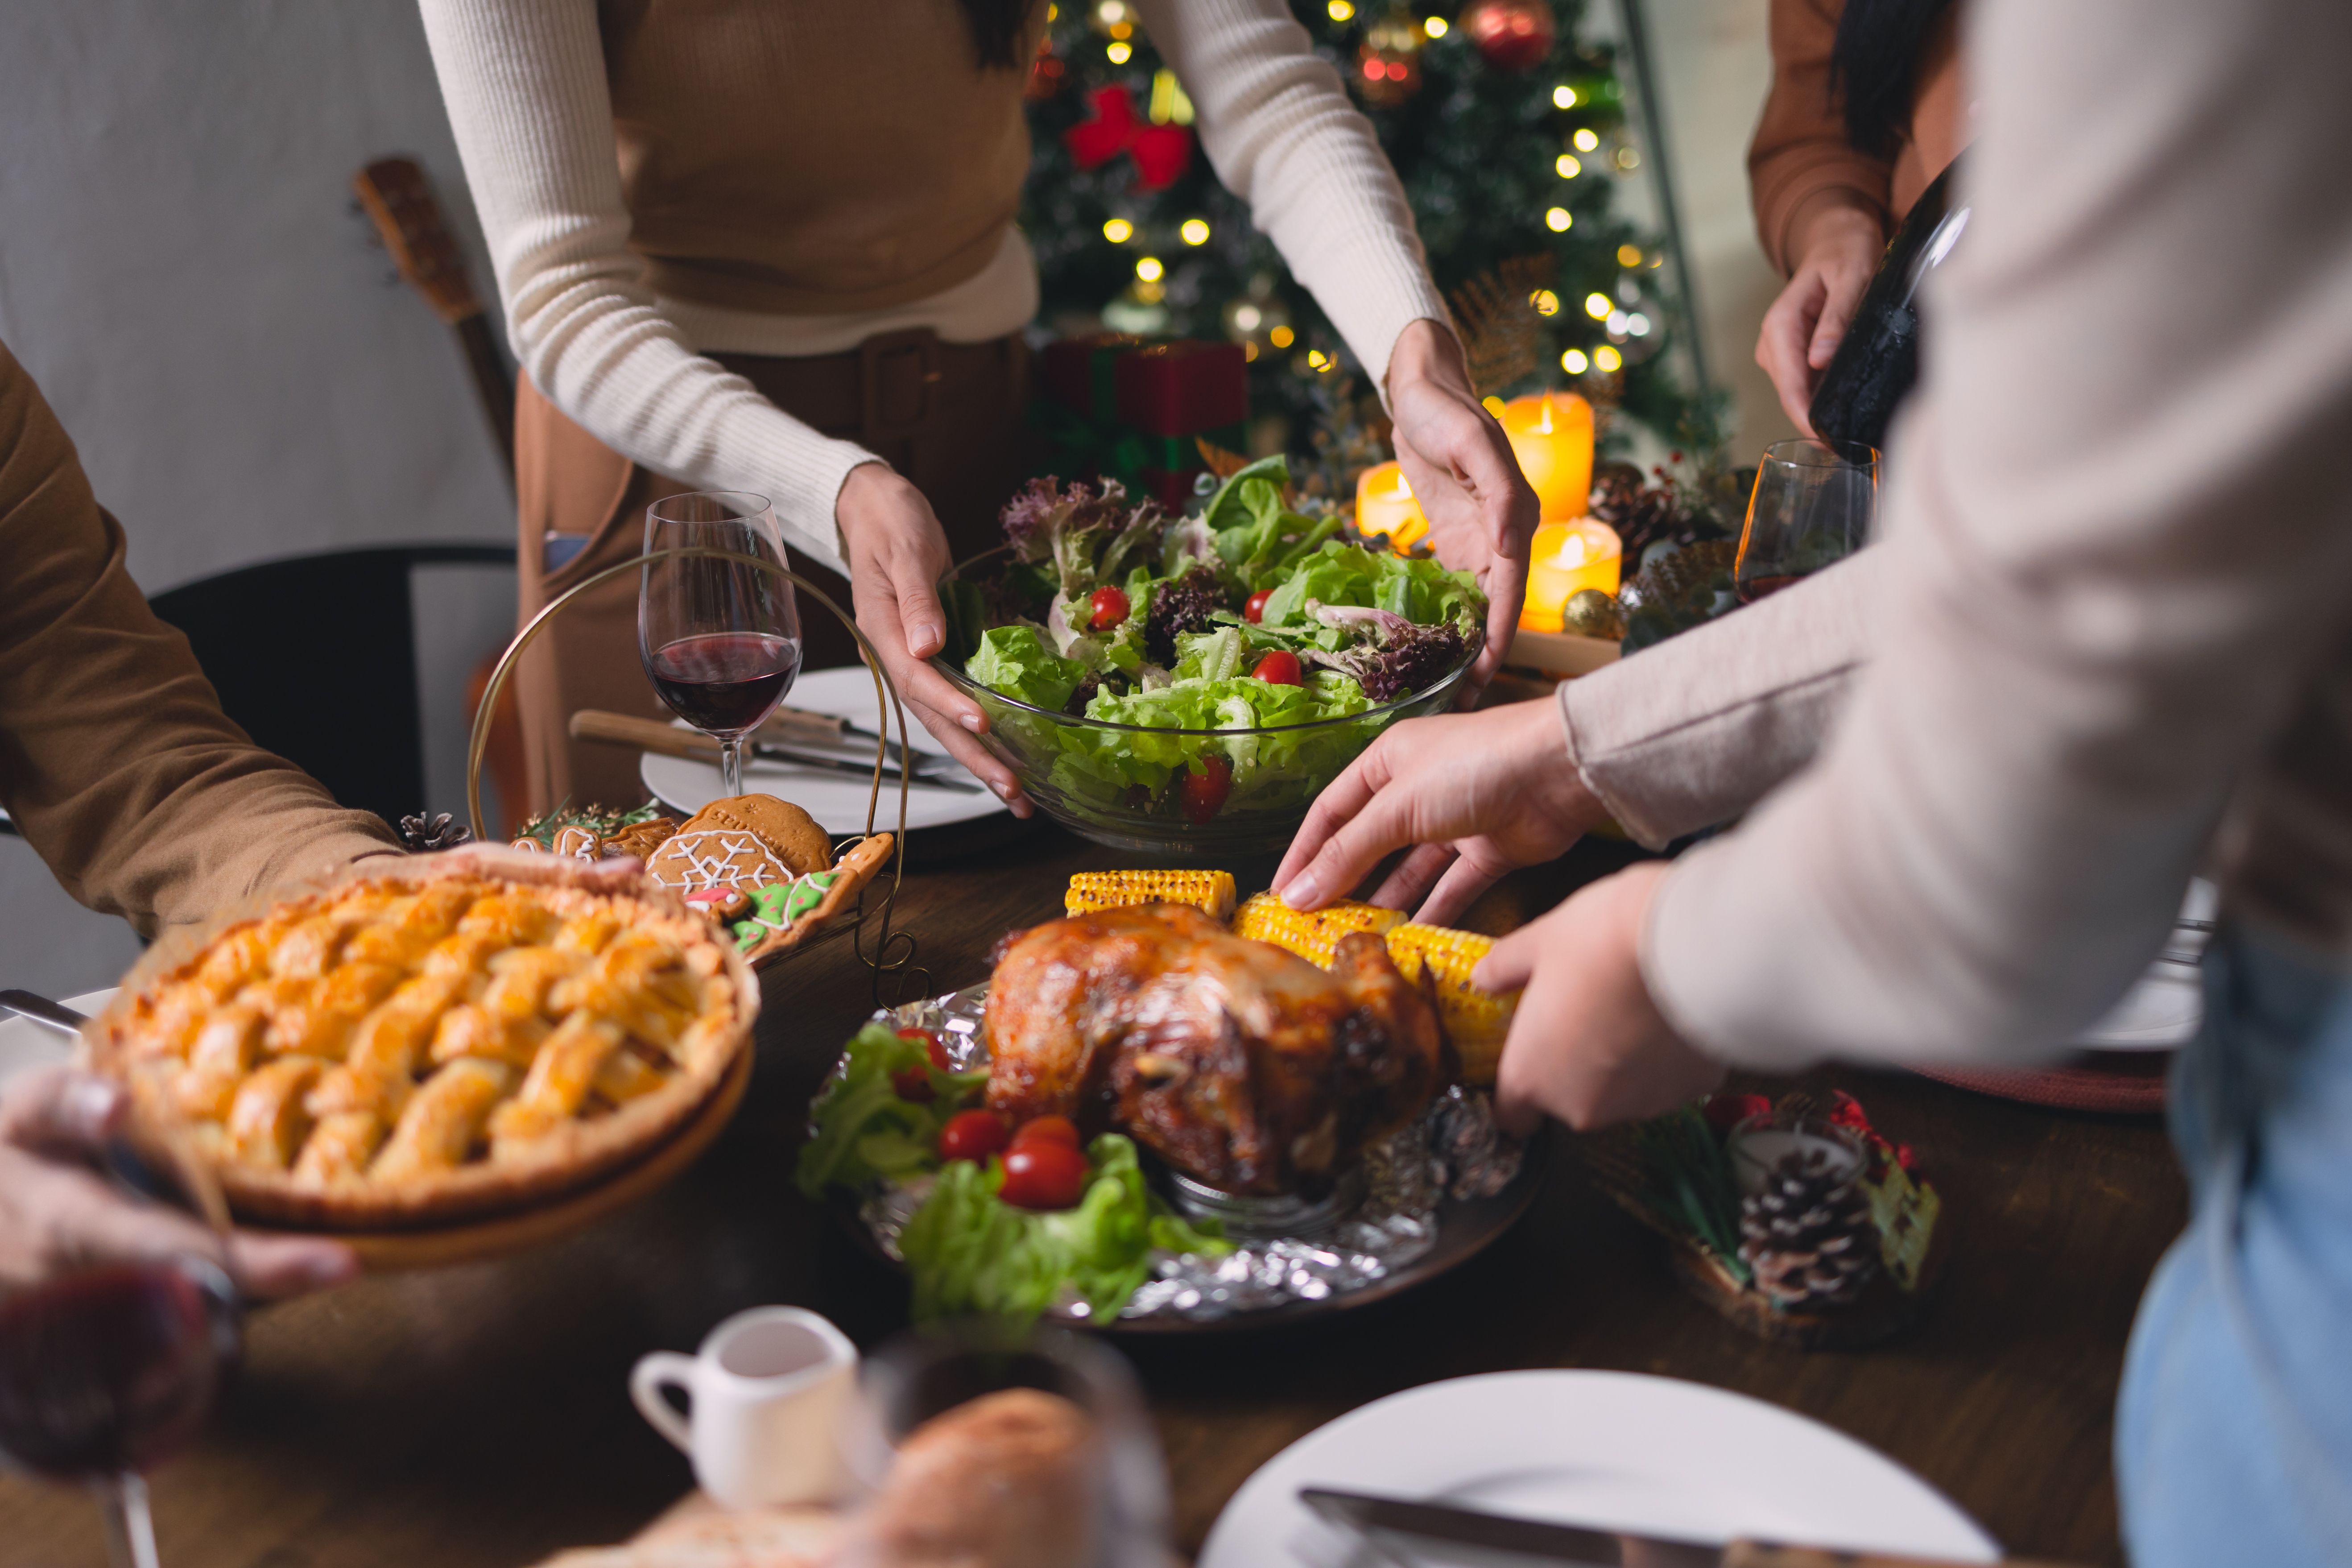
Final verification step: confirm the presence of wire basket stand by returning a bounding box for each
[464,546,926,1001]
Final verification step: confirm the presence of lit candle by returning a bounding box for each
[1499,390,1596,523]
[1519,517,1623,633]
[1354,460,1429,552]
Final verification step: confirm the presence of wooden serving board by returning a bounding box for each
[244,1044,753,1273]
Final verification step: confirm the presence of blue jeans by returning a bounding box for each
[2117,923,2352,1564]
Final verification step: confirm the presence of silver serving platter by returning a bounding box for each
[829,984,1548,1334]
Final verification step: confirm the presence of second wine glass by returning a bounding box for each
[639,492,803,798]
[1734,437,1879,604]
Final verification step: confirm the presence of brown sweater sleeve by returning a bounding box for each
[1749,0,1894,276]
[0,339,401,938]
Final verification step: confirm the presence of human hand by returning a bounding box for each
[0,1065,359,1299]
[1753,202,1884,433]
[1273,699,1604,925]
[1480,862,1723,1135]
[1385,319,1540,685]
[836,464,1031,816]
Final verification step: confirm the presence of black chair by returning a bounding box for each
[147,544,516,829]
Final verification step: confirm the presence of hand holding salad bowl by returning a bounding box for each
[935,451,1507,855]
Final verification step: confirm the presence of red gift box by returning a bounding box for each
[1113,341,1248,437]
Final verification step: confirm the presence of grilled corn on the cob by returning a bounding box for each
[1234,892,1407,966]
[1234,893,1515,1085]
[1063,870,1238,923]
[1383,922,1515,1085]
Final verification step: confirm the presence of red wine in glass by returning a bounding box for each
[645,631,802,736]
[0,1259,239,1480]
[1735,572,1804,605]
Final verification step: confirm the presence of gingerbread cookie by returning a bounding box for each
[684,885,752,923]
[687,795,833,878]
[645,826,795,897]
[601,816,679,861]
[552,824,599,860]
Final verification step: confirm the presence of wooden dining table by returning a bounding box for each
[0,823,2187,1568]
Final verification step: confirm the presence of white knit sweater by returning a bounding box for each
[416,0,1453,574]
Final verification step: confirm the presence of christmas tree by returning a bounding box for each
[1021,0,1723,462]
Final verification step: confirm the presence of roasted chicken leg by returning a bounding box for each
[984,904,1444,1195]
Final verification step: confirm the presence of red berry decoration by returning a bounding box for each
[1702,1092,1773,1138]
[1000,1140,1091,1210]
[1088,585,1132,631]
[1463,0,1557,72]
[1252,650,1305,687]
[1826,1091,1875,1135]
[1244,588,1274,624]
[938,1109,1011,1164]
[1179,755,1234,823]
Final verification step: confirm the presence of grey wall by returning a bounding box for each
[1641,0,1804,464]
[1,1,517,997]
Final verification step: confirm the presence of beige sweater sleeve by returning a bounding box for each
[0,341,401,939]
[1558,549,1883,849]
[1139,0,1453,393]
[1642,0,2352,1071]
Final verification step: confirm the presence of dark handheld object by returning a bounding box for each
[1806,157,1970,451]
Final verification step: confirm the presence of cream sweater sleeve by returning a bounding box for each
[1140,0,1454,392]
[414,0,869,574]
[1641,0,2352,1071]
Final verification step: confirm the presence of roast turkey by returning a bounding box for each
[983,904,1444,1195]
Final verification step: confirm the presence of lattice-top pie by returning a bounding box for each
[88,860,757,1229]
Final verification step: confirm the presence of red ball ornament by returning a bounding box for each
[1464,0,1557,72]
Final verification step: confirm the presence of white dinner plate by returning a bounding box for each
[1200,1369,1998,1568]
[2071,877,2218,1054]
[0,987,113,1091]
[638,665,1005,835]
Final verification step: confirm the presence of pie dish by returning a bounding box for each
[86,856,758,1230]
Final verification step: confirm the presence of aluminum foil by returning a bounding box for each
[844,986,1525,1325]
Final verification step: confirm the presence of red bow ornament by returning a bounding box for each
[1063,85,1194,192]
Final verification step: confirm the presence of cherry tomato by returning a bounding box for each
[1179,755,1234,824]
[1252,650,1304,687]
[1243,588,1273,624]
[937,1109,1011,1164]
[1087,585,1132,631]
[999,1140,1092,1210]
[1011,1115,1081,1150]
[897,1026,953,1072]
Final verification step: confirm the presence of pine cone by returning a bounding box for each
[1738,1148,1879,1310]
[397,812,473,853]
[1620,539,1736,616]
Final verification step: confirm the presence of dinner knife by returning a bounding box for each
[762,705,909,767]
[569,710,984,793]
[1298,1489,2082,1568]
[1,988,89,1036]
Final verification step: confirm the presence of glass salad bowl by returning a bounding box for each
[931,649,1472,859]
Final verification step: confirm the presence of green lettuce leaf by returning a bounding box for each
[794,1023,985,1198]
[965,624,1089,712]
[1258,539,1486,634]
[896,1134,1228,1326]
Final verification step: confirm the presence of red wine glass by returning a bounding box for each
[1734,437,1879,604]
[0,1119,243,1568]
[639,492,803,798]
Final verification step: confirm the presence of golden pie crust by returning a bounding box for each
[85,857,758,1231]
